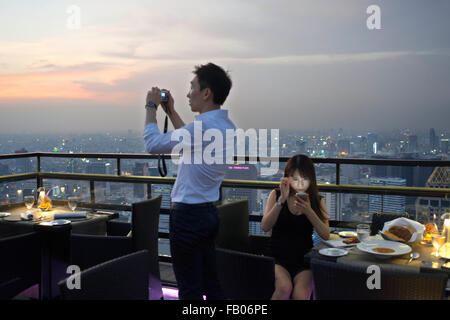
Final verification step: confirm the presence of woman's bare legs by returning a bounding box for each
[271,264,293,300]
[291,269,313,300]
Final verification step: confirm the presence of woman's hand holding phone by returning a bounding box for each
[295,192,313,215]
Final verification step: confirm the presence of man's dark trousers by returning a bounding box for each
[169,202,225,300]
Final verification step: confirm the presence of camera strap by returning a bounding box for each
[157,115,168,177]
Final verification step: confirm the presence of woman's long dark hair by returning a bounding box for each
[281,154,327,222]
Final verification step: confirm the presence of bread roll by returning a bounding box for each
[387,225,413,242]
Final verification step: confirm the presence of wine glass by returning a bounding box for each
[24,195,35,210]
[68,196,77,212]
[431,233,445,257]
[357,224,370,242]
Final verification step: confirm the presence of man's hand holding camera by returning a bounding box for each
[146,87,172,112]
[145,87,161,125]
[145,86,181,128]
[160,89,174,116]
[146,87,162,110]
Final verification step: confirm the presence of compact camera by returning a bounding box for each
[161,90,169,102]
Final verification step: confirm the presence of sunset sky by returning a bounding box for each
[1,0,449,133]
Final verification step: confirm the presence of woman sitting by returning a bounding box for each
[261,154,329,300]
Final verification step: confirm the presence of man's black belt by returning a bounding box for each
[171,202,215,209]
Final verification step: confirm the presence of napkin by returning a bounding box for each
[20,212,34,221]
[53,211,87,219]
[381,217,425,242]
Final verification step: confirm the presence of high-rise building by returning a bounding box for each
[429,128,438,151]
[368,177,406,215]
[296,141,307,155]
[324,193,337,221]
[358,136,368,153]
[133,162,149,199]
[441,139,449,154]
[337,140,351,156]
[408,135,418,153]
[87,162,106,202]
[222,164,259,235]
[148,166,172,209]
[223,164,258,214]
[250,189,272,235]
[416,166,450,221]
[367,132,378,154]
[327,141,337,157]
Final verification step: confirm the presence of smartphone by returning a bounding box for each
[161,90,169,102]
[295,192,307,198]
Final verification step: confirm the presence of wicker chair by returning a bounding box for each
[311,258,447,300]
[0,232,41,300]
[70,195,163,299]
[59,250,150,300]
[215,247,275,300]
[215,199,250,252]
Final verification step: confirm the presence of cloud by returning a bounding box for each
[0,0,449,133]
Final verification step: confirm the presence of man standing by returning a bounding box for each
[143,63,235,300]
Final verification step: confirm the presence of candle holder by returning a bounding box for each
[37,187,52,211]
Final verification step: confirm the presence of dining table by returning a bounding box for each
[0,203,119,238]
[0,202,120,299]
[305,233,450,277]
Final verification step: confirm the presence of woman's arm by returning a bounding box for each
[261,190,284,233]
[302,197,330,240]
[261,178,290,233]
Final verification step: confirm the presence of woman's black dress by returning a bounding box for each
[269,188,314,279]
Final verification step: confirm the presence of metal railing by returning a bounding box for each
[1,152,450,239]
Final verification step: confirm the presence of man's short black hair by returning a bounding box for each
[193,63,232,106]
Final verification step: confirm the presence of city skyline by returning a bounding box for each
[1,126,448,240]
[0,127,448,156]
[1,1,450,133]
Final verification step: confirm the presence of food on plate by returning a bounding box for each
[383,231,406,242]
[372,248,395,254]
[343,237,360,244]
[385,225,415,242]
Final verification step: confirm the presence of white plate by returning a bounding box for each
[319,248,348,257]
[39,219,71,226]
[356,240,411,259]
[338,231,358,238]
[0,212,11,218]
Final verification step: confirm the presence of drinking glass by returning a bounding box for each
[24,195,35,209]
[431,234,445,257]
[68,197,77,212]
[357,224,370,242]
